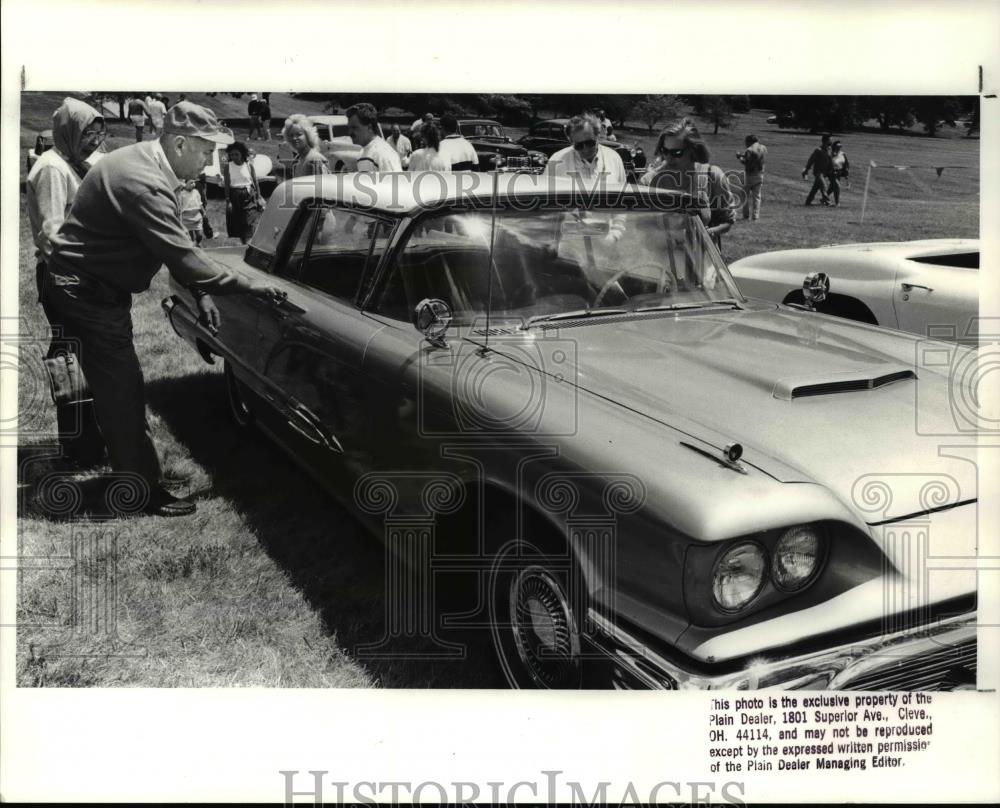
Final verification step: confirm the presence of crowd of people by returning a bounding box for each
[23,93,856,517]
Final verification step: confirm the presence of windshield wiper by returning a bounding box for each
[523,307,628,329]
[632,298,744,313]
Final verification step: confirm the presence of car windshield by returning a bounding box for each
[462,123,504,138]
[373,205,743,326]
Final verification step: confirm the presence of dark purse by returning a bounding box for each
[202,214,214,239]
[43,352,92,406]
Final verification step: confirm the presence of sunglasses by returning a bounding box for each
[661,147,687,158]
[573,139,597,151]
[82,130,106,141]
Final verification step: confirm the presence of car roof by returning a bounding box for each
[459,119,502,126]
[251,172,692,254]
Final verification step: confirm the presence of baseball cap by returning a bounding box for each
[163,101,234,144]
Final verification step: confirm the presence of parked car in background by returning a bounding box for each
[202,142,276,197]
[730,239,980,342]
[455,118,548,172]
[518,118,646,180]
[163,173,977,691]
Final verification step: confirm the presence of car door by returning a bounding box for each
[892,254,979,340]
[252,203,397,481]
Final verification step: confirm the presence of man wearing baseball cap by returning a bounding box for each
[43,101,281,517]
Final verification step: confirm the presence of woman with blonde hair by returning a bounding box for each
[640,117,735,250]
[283,113,328,177]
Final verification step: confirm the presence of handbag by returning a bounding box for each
[202,214,214,239]
[43,352,92,406]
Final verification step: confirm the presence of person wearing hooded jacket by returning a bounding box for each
[27,97,108,468]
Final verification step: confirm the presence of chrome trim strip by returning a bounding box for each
[587,609,976,690]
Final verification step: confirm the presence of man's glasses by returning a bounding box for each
[573,139,597,151]
[661,147,687,158]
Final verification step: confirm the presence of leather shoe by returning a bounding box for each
[145,486,196,517]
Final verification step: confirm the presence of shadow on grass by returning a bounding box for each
[143,371,505,688]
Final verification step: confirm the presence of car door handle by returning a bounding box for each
[270,292,308,314]
[901,283,933,293]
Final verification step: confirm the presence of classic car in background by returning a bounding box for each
[163,173,977,690]
[518,118,647,180]
[454,118,548,173]
[202,142,276,197]
[730,239,980,343]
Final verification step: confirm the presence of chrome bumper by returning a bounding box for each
[587,609,977,690]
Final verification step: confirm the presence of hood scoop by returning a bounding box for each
[773,366,916,401]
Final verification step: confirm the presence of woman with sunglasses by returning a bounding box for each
[640,118,735,251]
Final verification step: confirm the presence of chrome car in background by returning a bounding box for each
[455,118,548,173]
[163,174,977,690]
[730,239,980,343]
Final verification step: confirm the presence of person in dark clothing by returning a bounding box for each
[247,93,263,140]
[802,134,833,205]
[258,94,272,141]
[43,102,281,516]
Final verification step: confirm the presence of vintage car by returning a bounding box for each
[202,142,276,198]
[518,118,647,181]
[163,173,978,690]
[730,239,980,343]
[454,118,548,173]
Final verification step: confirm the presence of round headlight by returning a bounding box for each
[712,542,767,612]
[772,525,822,590]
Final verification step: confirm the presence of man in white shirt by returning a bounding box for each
[544,113,627,185]
[437,114,479,171]
[387,124,413,168]
[347,102,402,173]
[544,113,627,243]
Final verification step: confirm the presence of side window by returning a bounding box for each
[372,212,493,323]
[297,208,393,304]
[276,208,319,280]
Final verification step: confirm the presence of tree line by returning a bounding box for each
[88,92,979,138]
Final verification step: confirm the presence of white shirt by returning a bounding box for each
[437,134,479,170]
[388,134,412,158]
[543,143,627,185]
[226,160,253,188]
[147,99,166,125]
[544,144,628,241]
[408,148,450,172]
[356,136,402,173]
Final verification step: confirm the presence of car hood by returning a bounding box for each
[478,306,977,523]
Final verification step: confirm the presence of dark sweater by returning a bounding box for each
[50,140,253,296]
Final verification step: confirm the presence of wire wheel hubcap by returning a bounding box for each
[509,566,580,687]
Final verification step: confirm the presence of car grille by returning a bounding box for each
[500,156,542,173]
[840,636,976,691]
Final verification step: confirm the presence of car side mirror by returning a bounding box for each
[802,272,830,309]
[413,298,453,347]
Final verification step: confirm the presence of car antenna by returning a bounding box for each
[478,168,500,357]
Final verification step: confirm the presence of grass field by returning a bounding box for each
[14,92,979,687]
